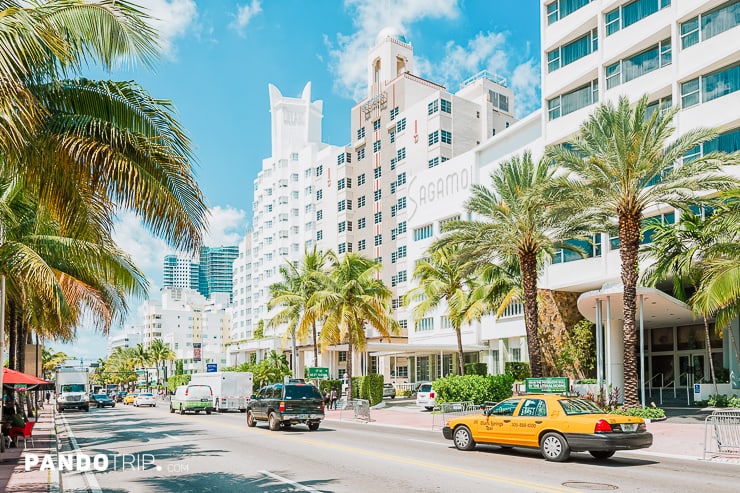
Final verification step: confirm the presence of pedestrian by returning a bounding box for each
[324,391,330,408]
[330,388,338,410]
[45,391,51,405]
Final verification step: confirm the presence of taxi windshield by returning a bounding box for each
[558,398,604,415]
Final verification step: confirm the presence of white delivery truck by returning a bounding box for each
[55,366,90,412]
[189,372,253,412]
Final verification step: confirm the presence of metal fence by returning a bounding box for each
[703,409,740,461]
[431,401,489,430]
[352,399,371,422]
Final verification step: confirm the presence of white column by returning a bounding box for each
[608,319,625,403]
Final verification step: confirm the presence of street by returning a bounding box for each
[53,402,739,493]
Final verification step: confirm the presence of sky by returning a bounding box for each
[49,0,542,363]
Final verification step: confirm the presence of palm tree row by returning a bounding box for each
[269,251,400,398]
[0,0,208,371]
[100,339,175,388]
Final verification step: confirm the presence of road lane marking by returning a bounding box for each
[207,419,583,493]
[408,438,447,446]
[58,412,103,493]
[259,470,321,492]
[163,434,181,441]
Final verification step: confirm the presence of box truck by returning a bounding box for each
[55,366,90,412]
[189,372,253,412]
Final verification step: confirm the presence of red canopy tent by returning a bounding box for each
[2,368,53,388]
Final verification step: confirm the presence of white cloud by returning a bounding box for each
[325,0,541,116]
[140,0,199,57]
[204,205,249,246]
[230,0,262,36]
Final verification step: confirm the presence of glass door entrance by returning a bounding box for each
[678,354,705,386]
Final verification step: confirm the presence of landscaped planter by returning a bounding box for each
[693,383,740,401]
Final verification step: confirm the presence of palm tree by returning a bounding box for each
[268,247,331,374]
[546,95,740,407]
[641,210,724,395]
[406,244,494,375]
[42,348,71,379]
[438,151,586,378]
[148,339,175,389]
[306,253,400,399]
[131,343,151,389]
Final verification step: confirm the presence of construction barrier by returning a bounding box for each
[703,408,740,461]
[353,399,371,422]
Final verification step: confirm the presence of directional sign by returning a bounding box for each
[307,367,329,379]
[206,363,218,373]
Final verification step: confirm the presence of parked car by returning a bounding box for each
[123,393,136,405]
[442,394,653,462]
[91,394,116,408]
[383,383,396,399]
[133,393,156,407]
[415,382,435,410]
[247,382,324,431]
[170,384,214,415]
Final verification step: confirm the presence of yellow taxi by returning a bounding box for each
[123,393,137,405]
[442,394,652,461]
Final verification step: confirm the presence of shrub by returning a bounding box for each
[396,389,411,397]
[361,374,383,405]
[505,362,531,381]
[464,363,487,376]
[576,378,597,384]
[708,394,740,407]
[432,374,514,405]
[609,406,666,420]
[167,374,191,393]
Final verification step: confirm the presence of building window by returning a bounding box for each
[547,0,592,25]
[374,167,382,179]
[683,128,739,162]
[396,118,406,133]
[358,239,366,251]
[316,189,323,200]
[337,178,346,190]
[606,0,671,36]
[391,182,397,194]
[441,130,452,144]
[606,38,671,90]
[428,130,439,146]
[374,234,382,246]
[337,153,345,165]
[338,242,346,254]
[317,230,323,241]
[547,79,599,120]
[338,221,347,233]
[337,199,351,212]
[373,140,381,153]
[489,91,510,112]
[428,99,439,115]
[682,2,739,49]
[416,317,434,331]
[397,245,407,259]
[642,212,676,244]
[552,235,603,264]
[357,127,365,141]
[315,165,323,177]
[390,129,395,143]
[398,221,407,234]
[397,172,406,186]
[358,173,366,186]
[429,156,440,168]
[397,147,406,160]
[414,224,434,241]
[358,147,366,161]
[441,99,452,113]
[390,157,397,170]
[374,211,382,224]
[681,63,739,108]
[339,351,347,362]
[397,197,406,210]
[358,217,366,229]
[511,348,521,362]
[547,29,598,72]
[374,189,382,201]
[357,195,366,208]
[373,119,381,131]
[390,107,399,120]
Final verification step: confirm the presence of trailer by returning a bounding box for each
[189,372,253,412]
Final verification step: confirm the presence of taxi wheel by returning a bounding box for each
[453,425,476,451]
[246,410,256,427]
[540,432,570,462]
[589,450,615,460]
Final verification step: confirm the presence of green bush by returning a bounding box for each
[609,406,666,420]
[397,389,411,397]
[464,363,488,376]
[505,362,531,381]
[708,394,740,407]
[167,374,191,393]
[318,379,341,395]
[432,374,514,405]
[576,378,597,384]
[361,374,383,405]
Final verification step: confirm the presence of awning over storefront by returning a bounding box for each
[326,342,490,356]
[577,284,695,328]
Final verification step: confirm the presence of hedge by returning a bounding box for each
[505,362,531,381]
[464,363,487,376]
[432,374,514,405]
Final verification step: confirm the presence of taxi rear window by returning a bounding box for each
[558,398,603,415]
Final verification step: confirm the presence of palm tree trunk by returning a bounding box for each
[620,214,641,408]
[312,321,318,366]
[520,253,543,377]
[727,329,740,384]
[19,321,30,373]
[8,302,16,370]
[703,317,718,396]
[455,323,465,375]
[291,329,297,378]
[346,332,353,402]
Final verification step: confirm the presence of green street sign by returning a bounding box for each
[307,367,329,379]
[525,377,569,394]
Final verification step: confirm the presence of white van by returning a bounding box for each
[169,384,214,415]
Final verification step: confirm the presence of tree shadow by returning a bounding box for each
[133,471,337,492]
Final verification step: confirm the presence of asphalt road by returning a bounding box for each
[54,402,739,493]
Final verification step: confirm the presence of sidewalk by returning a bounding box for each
[0,405,56,493]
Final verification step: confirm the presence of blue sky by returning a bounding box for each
[49,0,542,363]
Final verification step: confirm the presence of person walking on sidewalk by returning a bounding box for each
[330,388,338,410]
[46,391,51,405]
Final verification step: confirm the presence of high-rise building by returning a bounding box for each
[198,246,239,301]
[230,233,253,344]
[163,253,198,290]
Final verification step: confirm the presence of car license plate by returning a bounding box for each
[299,414,308,419]
[621,423,638,432]
[201,398,210,402]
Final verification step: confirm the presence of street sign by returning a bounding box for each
[525,377,569,394]
[206,363,218,373]
[307,367,329,379]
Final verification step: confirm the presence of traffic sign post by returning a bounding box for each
[307,367,329,379]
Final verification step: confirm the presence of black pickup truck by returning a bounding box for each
[246,382,325,431]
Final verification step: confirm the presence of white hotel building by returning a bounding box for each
[231,0,739,399]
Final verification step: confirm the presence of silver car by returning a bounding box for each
[415,382,435,410]
[383,383,396,399]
